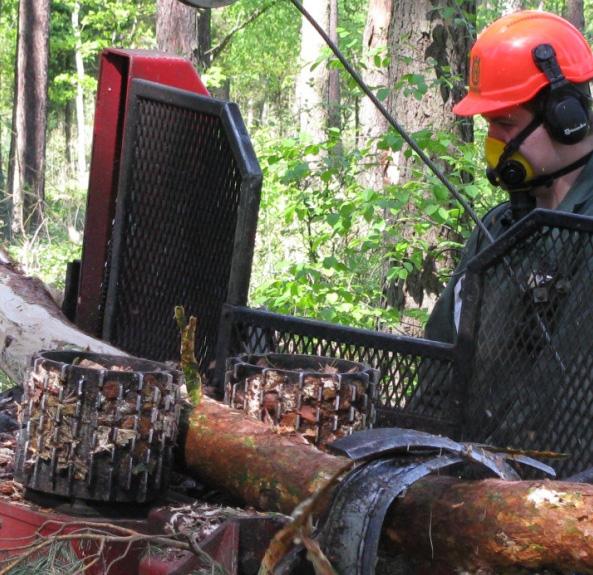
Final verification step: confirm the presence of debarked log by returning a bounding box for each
[4,258,593,573]
[383,475,593,573]
[184,397,593,574]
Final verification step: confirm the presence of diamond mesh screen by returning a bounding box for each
[461,211,593,476]
[102,80,261,370]
[215,306,459,436]
[216,211,593,478]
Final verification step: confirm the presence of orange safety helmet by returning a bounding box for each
[454,10,593,117]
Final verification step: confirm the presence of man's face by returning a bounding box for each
[482,105,564,186]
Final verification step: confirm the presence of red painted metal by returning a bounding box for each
[0,498,153,574]
[76,49,209,336]
[0,497,285,575]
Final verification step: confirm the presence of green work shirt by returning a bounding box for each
[425,155,593,343]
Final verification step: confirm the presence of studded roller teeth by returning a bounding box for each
[15,351,182,503]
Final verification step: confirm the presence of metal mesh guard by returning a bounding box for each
[461,210,593,476]
[215,306,459,437]
[102,80,261,370]
[216,211,593,478]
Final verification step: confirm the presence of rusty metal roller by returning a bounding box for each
[15,351,183,504]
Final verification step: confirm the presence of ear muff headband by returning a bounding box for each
[532,44,590,145]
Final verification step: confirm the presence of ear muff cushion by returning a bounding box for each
[544,88,590,144]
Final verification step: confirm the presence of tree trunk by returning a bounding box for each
[501,0,524,14]
[384,475,593,573]
[327,0,340,131]
[72,0,87,190]
[4,258,593,573]
[8,0,50,237]
[294,0,331,142]
[0,0,5,240]
[64,101,73,181]
[156,0,211,72]
[358,0,393,192]
[381,0,475,334]
[0,251,122,384]
[564,0,584,31]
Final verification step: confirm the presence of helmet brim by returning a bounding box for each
[452,92,527,117]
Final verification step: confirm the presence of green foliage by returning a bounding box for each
[8,183,85,291]
[1,0,583,335]
[249,116,502,331]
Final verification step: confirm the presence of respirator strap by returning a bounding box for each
[497,115,543,165]
[506,149,593,192]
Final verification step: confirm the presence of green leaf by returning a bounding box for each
[377,87,390,101]
[326,292,339,304]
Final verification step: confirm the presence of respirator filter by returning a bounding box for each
[485,136,535,189]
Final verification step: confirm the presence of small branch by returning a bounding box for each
[175,305,202,405]
[207,4,273,63]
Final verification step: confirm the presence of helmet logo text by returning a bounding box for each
[470,56,481,90]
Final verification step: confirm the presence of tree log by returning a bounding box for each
[4,259,593,573]
[0,253,122,383]
[184,398,593,573]
[184,395,350,515]
[384,476,593,574]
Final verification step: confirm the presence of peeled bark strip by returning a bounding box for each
[4,258,593,573]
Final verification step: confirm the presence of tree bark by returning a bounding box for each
[358,0,393,192]
[8,0,50,237]
[0,251,122,383]
[384,475,593,573]
[327,0,340,131]
[184,394,349,516]
[294,0,331,142]
[381,0,475,334]
[72,0,87,190]
[564,0,585,32]
[501,0,524,14]
[3,259,593,573]
[156,0,211,72]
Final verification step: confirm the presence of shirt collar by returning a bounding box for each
[556,152,593,213]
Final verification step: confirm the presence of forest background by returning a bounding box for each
[1,0,589,338]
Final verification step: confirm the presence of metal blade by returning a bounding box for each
[328,427,462,461]
[319,455,463,575]
[177,0,239,7]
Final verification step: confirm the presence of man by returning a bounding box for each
[425,10,593,343]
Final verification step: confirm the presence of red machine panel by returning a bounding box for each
[76,49,209,336]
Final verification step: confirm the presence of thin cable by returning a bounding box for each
[289,0,494,243]
[290,0,566,374]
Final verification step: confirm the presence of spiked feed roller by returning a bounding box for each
[15,351,183,503]
[224,353,378,447]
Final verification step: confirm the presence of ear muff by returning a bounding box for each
[533,44,591,145]
[543,87,590,144]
